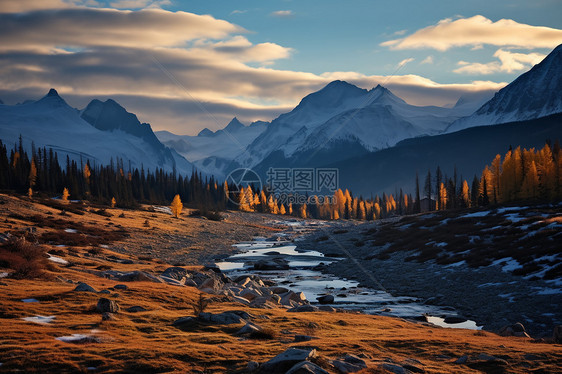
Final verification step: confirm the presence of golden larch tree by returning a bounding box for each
[170,194,183,218]
[62,187,70,203]
[111,197,116,208]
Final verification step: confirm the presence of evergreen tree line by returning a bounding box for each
[0,138,226,211]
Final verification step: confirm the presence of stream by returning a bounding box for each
[216,220,480,330]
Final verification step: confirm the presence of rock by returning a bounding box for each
[318,306,337,312]
[184,279,198,287]
[237,323,262,335]
[114,284,128,290]
[240,288,261,301]
[161,267,189,281]
[294,335,313,342]
[343,354,366,368]
[443,316,467,324]
[247,361,260,371]
[73,282,98,292]
[332,360,364,373]
[126,306,147,313]
[454,356,468,364]
[232,296,251,305]
[499,322,530,338]
[285,361,330,374]
[259,348,316,373]
[101,312,116,321]
[98,290,111,294]
[172,316,195,326]
[477,354,508,365]
[198,312,244,325]
[316,295,334,304]
[381,363,407,374]
[554,325,562,343]
[269,286,289,294]
[287,305,318,313]
[253,258,290,271]
[95,298,119,313]
[199,277,224,293]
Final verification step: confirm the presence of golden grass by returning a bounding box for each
[0,194,561,373]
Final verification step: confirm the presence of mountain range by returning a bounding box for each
[1,44,561,196]
[0,89,193,176]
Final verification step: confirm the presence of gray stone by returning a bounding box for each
[247,361,259,371]
[285,361,330,374]
[126,306,147,313]
[253,258,290,271]
[161,267,189,280]
[269,286,290,294]
[172,316,195,326]
[332,360,365,373]
[95,298,119,313]
[294,335,313,342]
[237,323,262,335]
[454,356,468,364]
[344,354,366,368]
[259,348,316,374]
[98,290,111,294]
[198,312,244,324]
[73,282,97,292]
[318,306,337,312]
[287,305,318,313]
[316,295,334,304]
[101,312,116,321]
[381,363,407,374]
[114,284,128,290]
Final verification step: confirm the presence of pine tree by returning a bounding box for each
[424,170,432,210]
[414,172,421,213]
[171,194,183,218]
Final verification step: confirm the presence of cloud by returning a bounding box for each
[420,56,434,64]
[381,15,562,51]
[0,6,508,134]
[230,10,247,15]
[109,0,171,9]
[0,0,96,12]
[397,58,414,68]
[0,8,244,51]
[270,10,294,18]
[453,49,546,74]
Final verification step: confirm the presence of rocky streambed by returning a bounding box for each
[214,219,481,330]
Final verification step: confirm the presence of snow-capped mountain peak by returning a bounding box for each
[447,43,562,133]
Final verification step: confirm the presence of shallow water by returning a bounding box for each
[218,225,481,330]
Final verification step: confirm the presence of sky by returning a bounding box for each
[0,0,561,134]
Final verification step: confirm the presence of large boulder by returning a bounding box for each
[73,282,98,292]
[554,325,562,343]
[286,361,330,374]
[316,295,334,304]
[95,298,119,313]
[499,322,530,338]
[259,348,317,373]
[253,258,290,271]
[198,312,244,325]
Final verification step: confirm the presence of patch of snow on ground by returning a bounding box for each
[48,255,69,265]
[503,213,525,222]
[22,315,55,324]
[445,261,465,268]
[434,242,447,247]
[21,298,39,303]
[535,287,562,295]
[64,228,78,233]
[497,207,523,213]
[0,272,9,278]
[478,282,503,288]
[55,334,91,342]
[152,206,172,214]
[491,257,522,272]
[468,235,480,244]
[461,211,489,218]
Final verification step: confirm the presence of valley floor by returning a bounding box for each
[0,194,561,373]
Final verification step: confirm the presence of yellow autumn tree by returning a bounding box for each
[521,160,539,199]
[299,204,307,218]
[111,197,116,208]
[62,187,70,203]
[28,187,33,199]
[29,157,37,187]
[279,204,286,215]
[170,194,183,218]
[461,180,470,207]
